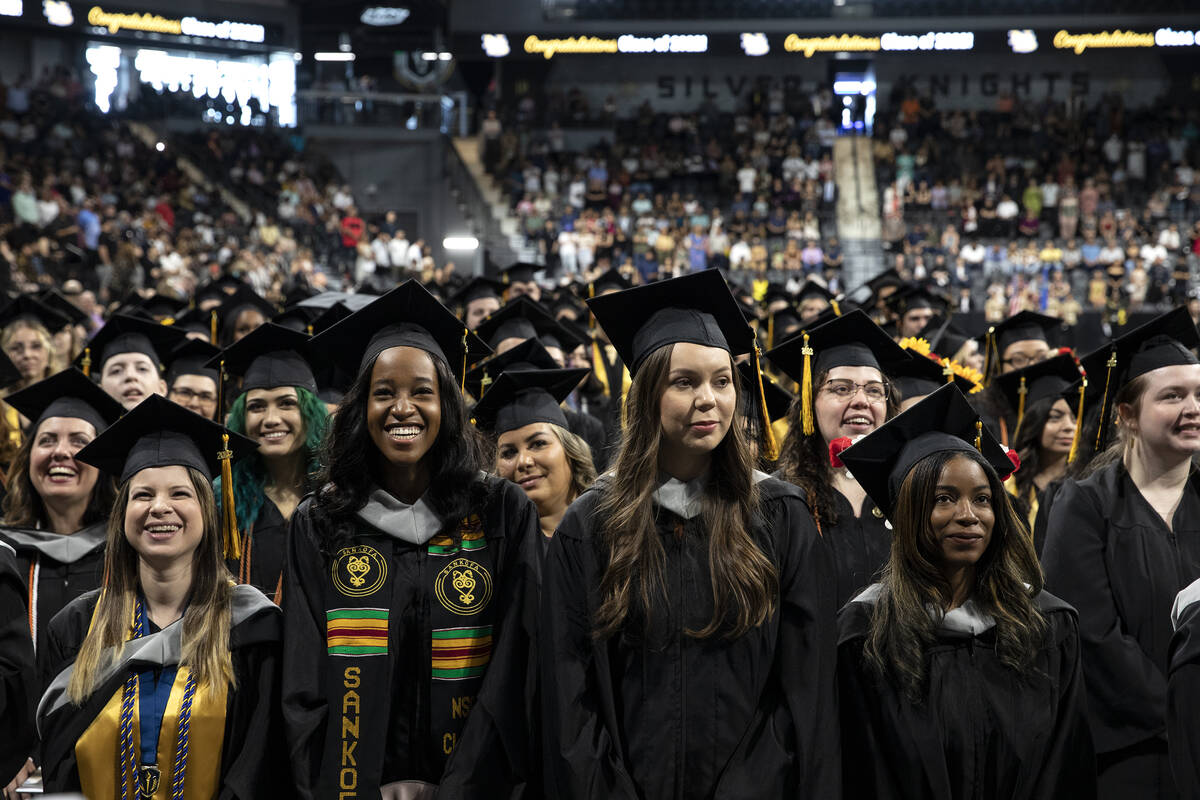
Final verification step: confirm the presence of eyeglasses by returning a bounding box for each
[1001,351,1049,370]
[170,388,217,405]
[821,379,889,403]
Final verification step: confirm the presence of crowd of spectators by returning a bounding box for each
[873,90,1200,320]
[481,86,847,292]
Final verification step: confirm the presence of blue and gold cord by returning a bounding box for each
[118,600,145,800]
[170,673,197,799]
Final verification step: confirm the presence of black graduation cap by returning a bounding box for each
[134,293,187,320]
[500,262,539,285]
[283,284,319,307]
[208,322,317,395]
[919,315,973,359]
[216,286,277,331]
[5,367,124,434]
[766,308,803,349]
[169,307,217,341]
[195,275,250,307]
[737,360,793,422]
[464,338,560,400]
[37,289,89,328]
[272,305,323,334]
[994,353,1083,440]
[588,269,781,460]
[735,294,763,324]
[796,280,836,304]
[767,308,911,436]
[979,311,1062,379]
[888,285,948,315]
[471,367,588,435]
[75,314,188,377]
[74,394,258,557]
[857,268,904,303]
[307,279,491,382]
[1079,306,1200,454]
[763,283,793,308]
[450,276,505,309]
[0,348,20,390]
[589,267,634,296]
[166,339,220,385]
[0,295,72,334]
[838,383,1015,519]
[891,348,981,403]
[473,295,587,354]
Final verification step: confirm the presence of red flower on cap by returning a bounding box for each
[1002,448,1021,479]
[829,436,854,469]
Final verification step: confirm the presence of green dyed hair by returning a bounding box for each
[218,385,329,530]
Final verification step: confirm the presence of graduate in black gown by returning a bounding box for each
[1170,578,1200,798]
[994,354,1084,536]
[770,309,913,608]
[0,540,37,795]
[473,364,597,557]
[75,313,188,412]
[836,383,1096,800]
[0,369,123,653]
[542,270,840,799]
[211,323,329,603]
[973,311,1062,448]
[280,281,542,799]
[1043,307,1200,799]
[36,395,284,799]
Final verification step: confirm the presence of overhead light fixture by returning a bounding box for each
[314,51,356,61]
[360,6,410,26]
[420,51,452,61]
[443,236,479,251]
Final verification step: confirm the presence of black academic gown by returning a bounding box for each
[281,476,542,800]
[1043,462,1200,798]
[228,497,288,603]
[822,491,893,609]
[563,408,608,472]
[837,588,1096,800]
[1169,580,1200,799]
[0,522,106,654]
[0,542,36,785]
[540,475,841,800]
[37,585,286,799]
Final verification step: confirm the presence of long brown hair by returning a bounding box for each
[68,467,235,703]
[776,366,900,524]
[2,428,116,528]
[863,449,1047,700]
[593,343,778,641]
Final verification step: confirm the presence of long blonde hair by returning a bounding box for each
[67,468,235,703]
[593,343,777,640]
[1,319,55,390]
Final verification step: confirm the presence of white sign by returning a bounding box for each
[880,31,974,51]
[740,32,770,57]
[179,16,265,43]
[43,0,73,25]
[0,0,21,16]
[360,7,410,26]
[1155,27,1198,46]
[615,34,708,54]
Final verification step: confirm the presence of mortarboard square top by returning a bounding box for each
[995,353,1083,416]
[501,262,539,285]
[985,310,1062,356]
[586,269,754,376]
[76,314,188,374]
[768,308,911,381]
[37,289,90,327]
[74,393,257,483]
[888,285,949,315]
[471,367,588,435]
[450,276,506,309]
[474,295,587,353]
[839,383,1014,519]
[737,361,794,422]
[208,323,317,394]
[464,338,561,401]
[590,267,634,296]
[306,280,491,381]
[166,339,221,384]
[0,295,72,334]
[5,368,124,434]
[891,348,980,401]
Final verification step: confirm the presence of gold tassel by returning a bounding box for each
[219,433,241,560]
[800,332,815,436]
[753,345,780,461]
[587,282,596,332]
[767,313,775,350]
[1067,378,1088,464]
[974,420,983,451]
[941,358,954,384]
[209,310,218,345]
[591,339,611,398]
[831,298,842,316]
[480,369,492,397]
[1013,377,1027,441]
[217,359,226,422]
[306,323,314,337]
[1095,349,1118,450]
[161,316,175,326]
[982,327,996,386]
[460,328,468,394]
[81,346,91,378]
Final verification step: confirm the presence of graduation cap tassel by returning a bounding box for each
[217,359,226,423]
[209,310,218,346]
[831,299,842,317]
[219,433,241,560]
[800,332,815,437]
[767,313,776,351]
[974,420,983,452]
[591,339,611,398]
[1095,349,1118,451]
[587,282,596,332]
[306,323,314,337]
[982,327,996,386]
[753,345,780,461]
[80,346,91,378]
[1013,377,1028,441]
[460,328,469,394]
[1067,378,1088,464]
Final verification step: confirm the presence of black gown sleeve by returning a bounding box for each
[279,500,331,800]
[219,615,288,799]
[438,482,544,799]
[0,548,36,785]
[1042,477,1166,752]
[539,495,640,800]
[1030,607,1099,799]
[1169,593,1200,799]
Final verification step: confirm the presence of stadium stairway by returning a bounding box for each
[834,135,884,291]
[127,122,253,224]
[451,136,540,265]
